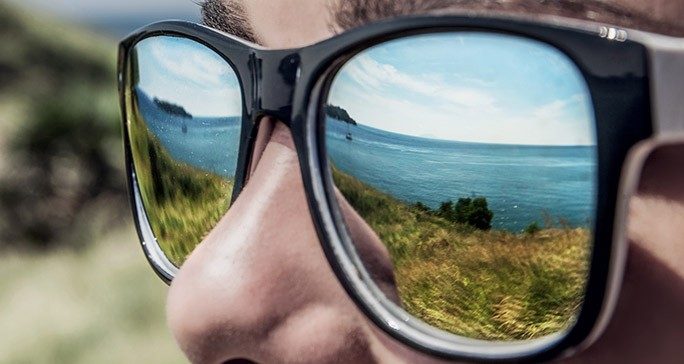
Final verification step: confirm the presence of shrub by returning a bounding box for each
[461,197,493,231]
[437,200,454,220]
[434,197,493,231]
[412,202,430,212]
[524,222,541,235]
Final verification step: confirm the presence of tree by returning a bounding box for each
[438,200,455,221]
[413,202,430,212]
[468,197,493,231]
[437,197,493,231]
[524,222,541,235]
[325,104,357,125]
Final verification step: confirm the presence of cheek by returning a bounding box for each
[628,143,684,276]
[628,196,684,275]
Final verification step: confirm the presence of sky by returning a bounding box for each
[328,32,597,146]
[136,36,243,117]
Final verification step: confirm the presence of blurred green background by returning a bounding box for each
[0,1,199,362]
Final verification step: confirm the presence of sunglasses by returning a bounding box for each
[118,13,684,362]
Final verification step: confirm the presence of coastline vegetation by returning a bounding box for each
[128,95,233,266]
[332,166,590,340]
[325,104,357,125]
[152,98,193,119]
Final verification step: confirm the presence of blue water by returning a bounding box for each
[326,118,597,232]
[135,89,242,178]
[134,89,596,232]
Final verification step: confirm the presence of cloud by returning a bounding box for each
[149,39,236,90]
[531,94,585,121]
[329,57,596,146]
[344,55,496,109]
[137,38,242,117]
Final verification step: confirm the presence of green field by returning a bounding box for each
[333,167,590,340]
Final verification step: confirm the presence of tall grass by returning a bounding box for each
[332,167,590,340]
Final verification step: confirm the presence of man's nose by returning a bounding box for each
[165,118,378,363]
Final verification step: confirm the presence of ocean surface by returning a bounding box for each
[135,89,242,179]
[326,118,597,232]
[135,91,597,233]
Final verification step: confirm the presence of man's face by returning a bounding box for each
[166,1,684,362]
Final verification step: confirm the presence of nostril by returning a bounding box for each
[223,359,257,364]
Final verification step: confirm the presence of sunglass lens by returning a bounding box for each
[124,36,243,267]
[324,32,598,341]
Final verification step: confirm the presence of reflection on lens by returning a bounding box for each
[125,36,242,267]
[326,32,597,341]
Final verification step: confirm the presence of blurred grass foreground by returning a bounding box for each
[0,3,184,363]
[0,228,184,363]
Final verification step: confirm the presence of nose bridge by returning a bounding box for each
[253,49,300,125]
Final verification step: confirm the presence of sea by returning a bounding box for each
[135,90,597,233]
[135,89,242,179]
[326,118,597,232]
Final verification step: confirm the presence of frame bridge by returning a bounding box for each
[253,50,301,125]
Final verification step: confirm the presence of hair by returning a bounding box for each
[201,0,260,43]
[200,0,684,42]
[333,0,684,36]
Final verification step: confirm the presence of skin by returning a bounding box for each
[166,1,684,362]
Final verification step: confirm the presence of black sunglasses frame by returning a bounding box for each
[118,14,664,362]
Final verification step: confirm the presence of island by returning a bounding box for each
[153,97,193,119]
[325,104,357,125]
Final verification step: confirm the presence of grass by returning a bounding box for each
[332,167,590,340]
[0,226,185,364]
[127,95,233,266]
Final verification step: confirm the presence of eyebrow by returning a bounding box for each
[201,0,684,43]
[201,0,260,44]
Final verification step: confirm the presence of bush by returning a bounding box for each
[0,87,126,250]
[437,200,454,220]
[412,202,430,212]
[435,197,493,231]
[524,222,541,235]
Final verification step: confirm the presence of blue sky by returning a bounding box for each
[328,32,597,146]
[136,37,242,117]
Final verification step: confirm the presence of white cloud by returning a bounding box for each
[137,38,243,117]
[344,55,496,109]
[150,40,235,90]
[330,58,596,146]
[532,100,569,120]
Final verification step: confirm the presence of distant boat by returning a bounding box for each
[182,122,188,134]
[346,132,353,141]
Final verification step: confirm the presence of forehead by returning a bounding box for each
[213,0,684,48]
